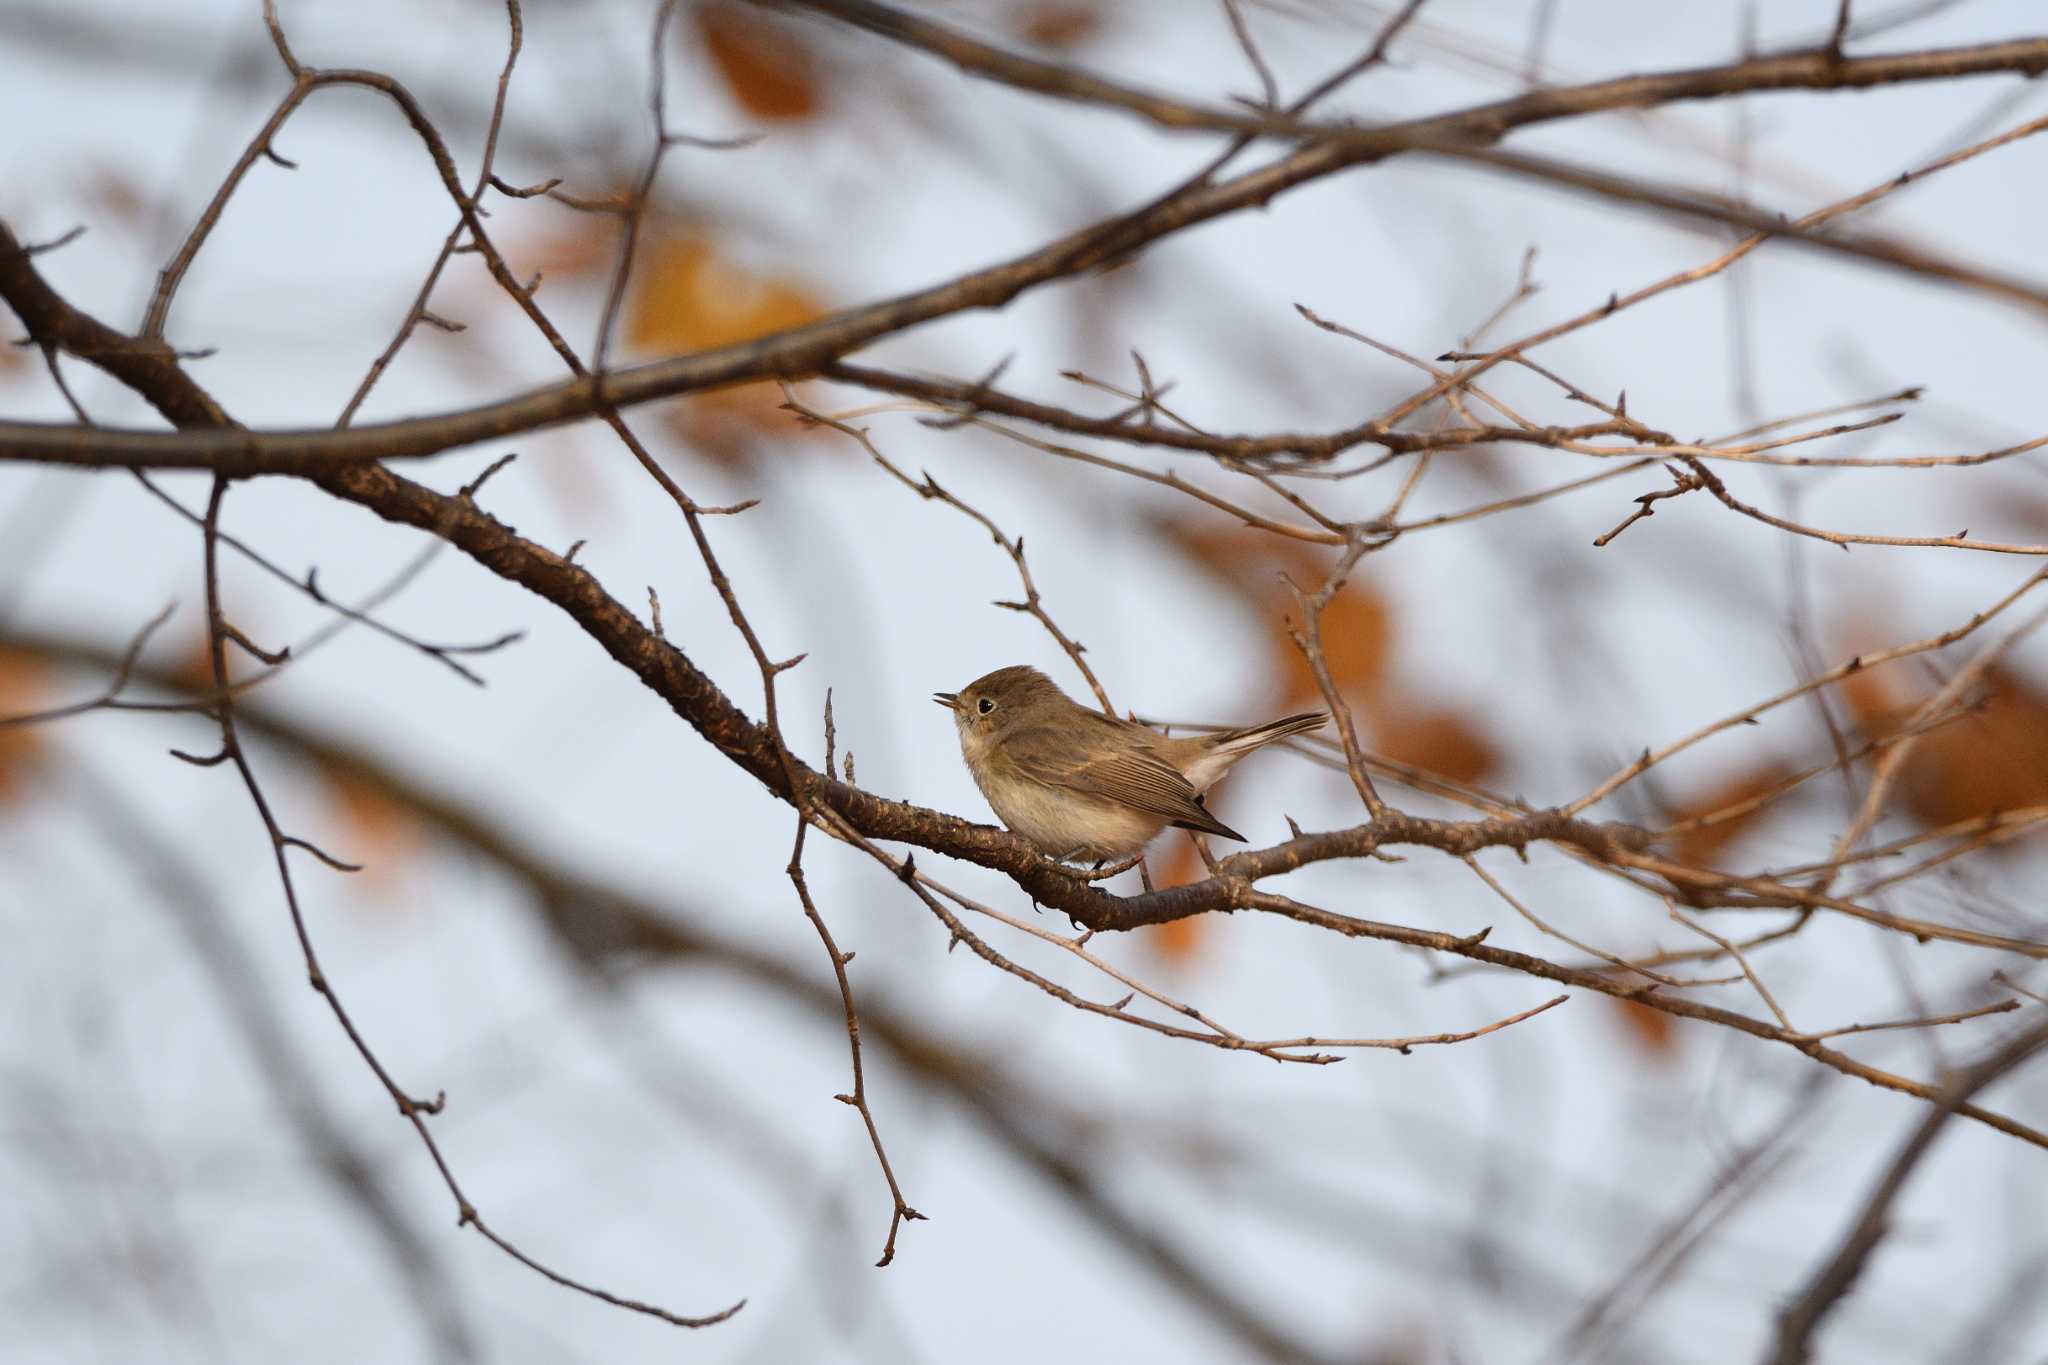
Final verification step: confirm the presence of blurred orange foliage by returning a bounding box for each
[0,647,52,805]
[695,2,825,121]
[1842,659,2048,834]
[626,232,828,461]
[1364,700,1497,786]
[319,764,421,894]
[1663,760,1798,869]
[627,234,823,355]
[1145,519,1500,961]
[1014,2,1102,48]
[1610,997,1679,1057]
[1147,837,1210,962]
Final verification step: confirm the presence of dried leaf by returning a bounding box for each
[1611,996,1679,1058]
[1277,581,1392,710]
[1148,914,1206,964]
[1664,760,1797,868]
[85,166,149,225]
[1015,2,1102,48]
[1161,519,1394,706]
[630,233,827,458]
[320,764,421,891]
[1894,665,2048,830]
[166,629,227,695]
[1146,839,1209,962]
[1364,696,1497,784]
[511,218,623,282]
[695,2,825,121]
[0,647,52,805]
[626,234,824,355]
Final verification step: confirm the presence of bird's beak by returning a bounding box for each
[932,692,959,710]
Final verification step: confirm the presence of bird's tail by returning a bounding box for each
[1213,711,1327,756]
[1176,711,1326,793]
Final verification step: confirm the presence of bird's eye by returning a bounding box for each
[977,697,996,715]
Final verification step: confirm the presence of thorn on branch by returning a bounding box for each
[657,127,761,152]
[564,539,586,565]
[420,310,467,334]
[170,745,232,767]
[919,353,1014,430]
[460,451,519,500]
[281,834,364,873]
[261,143,299,170]
[222,621,289,666]
[489,173,564,199]
[22,225,87,256]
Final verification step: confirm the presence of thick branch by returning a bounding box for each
[6,36,2047,472]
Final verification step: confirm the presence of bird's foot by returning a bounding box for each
[1073,852,1144,883]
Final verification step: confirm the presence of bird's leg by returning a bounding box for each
[1074,853,1144,883]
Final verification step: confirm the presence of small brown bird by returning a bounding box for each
[934,665,1326,861]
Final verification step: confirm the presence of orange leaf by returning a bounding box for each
[1893,665,2048,831]
[629,233,828,458]
[695,2,825,121]
[1664,760,1797,869]
[1276,580,1392,710]
[1610,996,1679,1058]
[1015,2,1102,48]
[85,165,148,225]
[512,217,625,282]
[1146,838,1210,963]
[321,765,421,891]
[1160,518,1394,707]
[626,234,824,356]
[1837,654,1908,742]
[0,647,52,805]
[1165,522,1321,603]
[1366,699,1497,785]
[660,386,815,466]
[1148,915,1206,964]
[166,630,224,695]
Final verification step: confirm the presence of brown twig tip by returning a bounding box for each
[22,225,88,256]
[489,173,563,198]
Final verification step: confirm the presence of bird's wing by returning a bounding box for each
[1005,721,1243,839]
